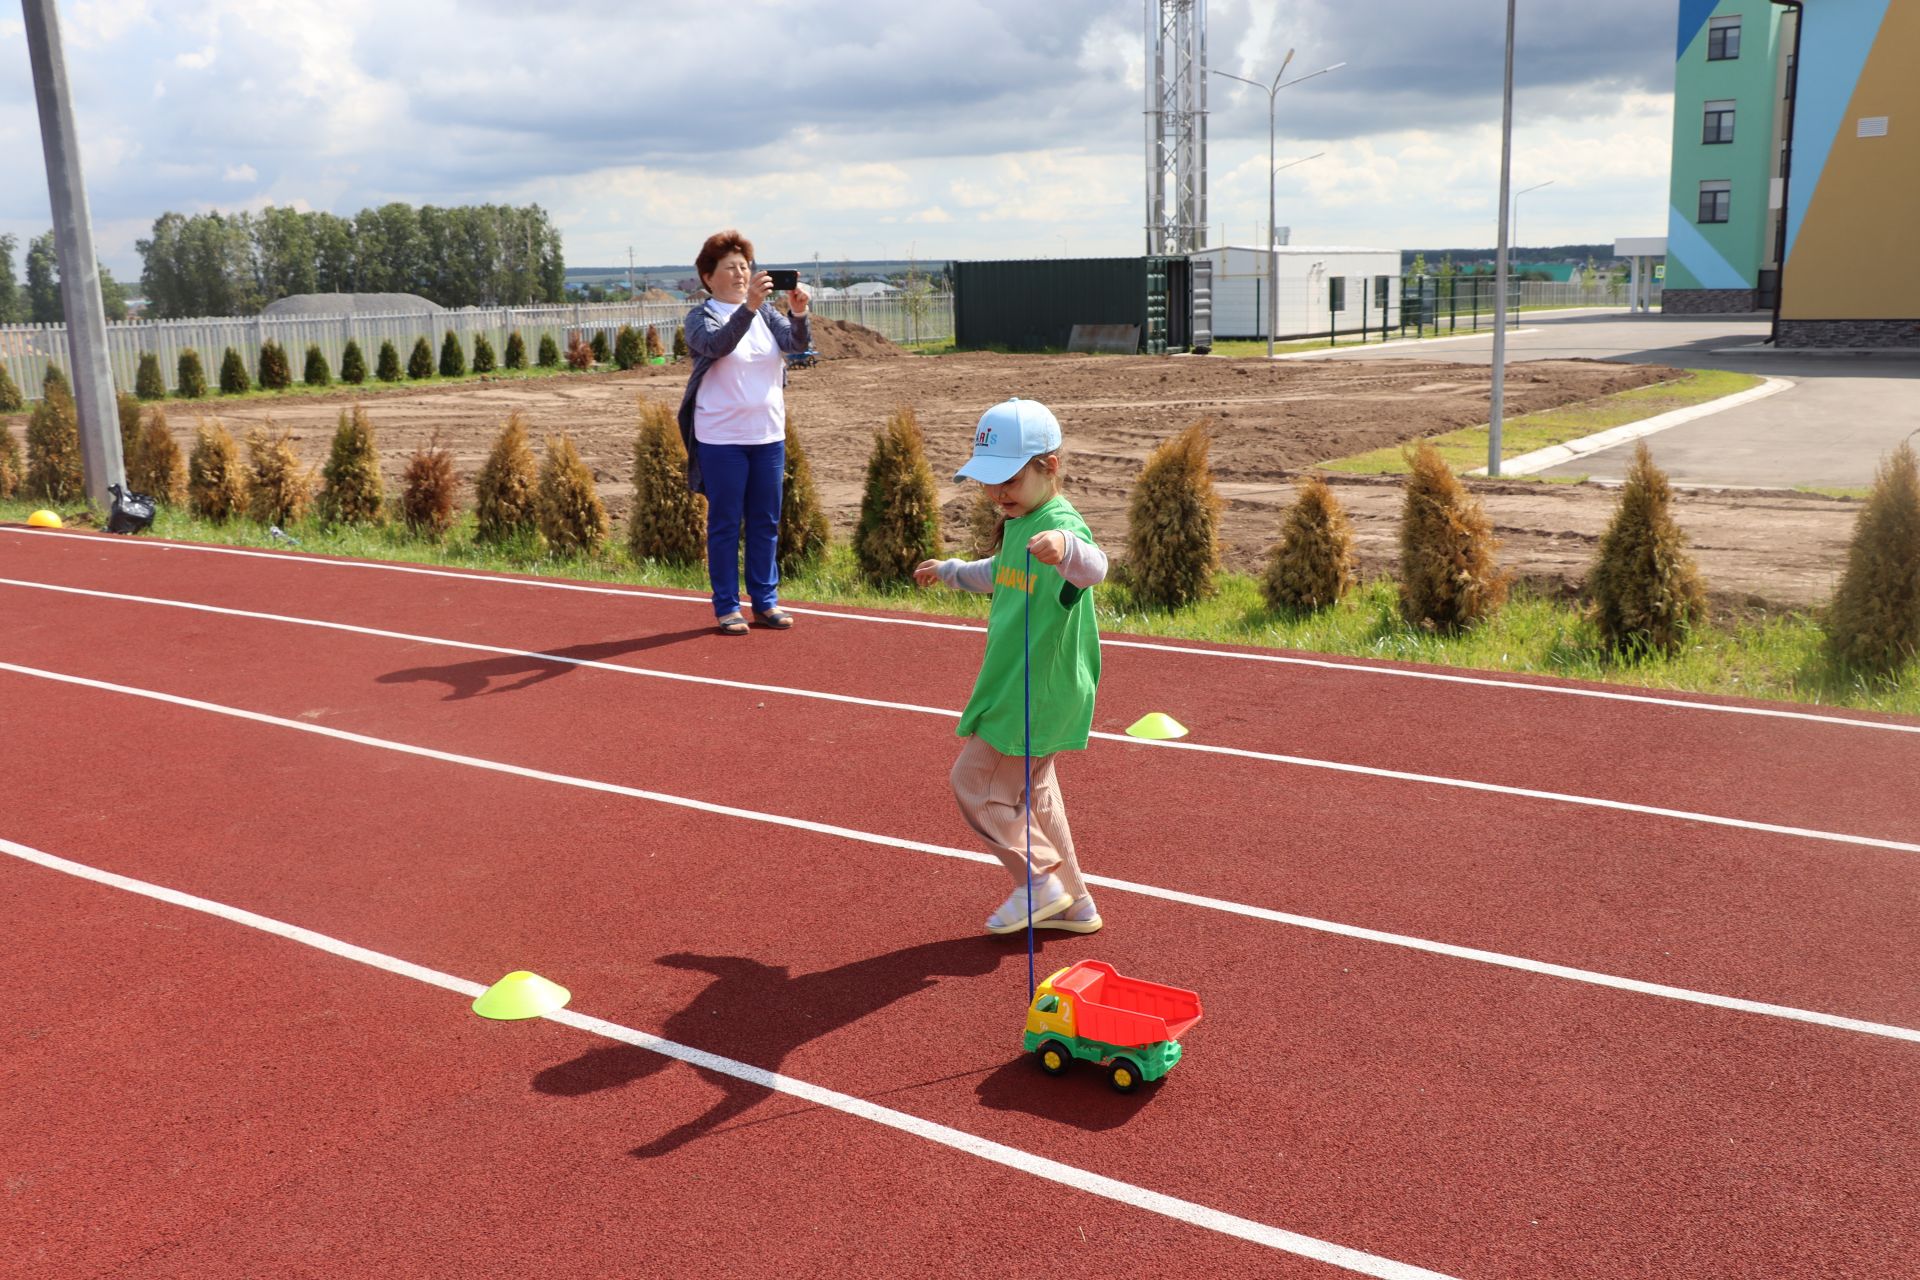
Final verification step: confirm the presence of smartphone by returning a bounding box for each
[766,269,799,291]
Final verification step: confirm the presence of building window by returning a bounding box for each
[1784,53,1795,96]
[1374,275,1390,309]
[1703,100,1736,144]
[1707,15,1741,60]
[1699,180,1731,224]
[1328,277,1346,311]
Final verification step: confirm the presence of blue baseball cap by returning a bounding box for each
[954,397,1062,484]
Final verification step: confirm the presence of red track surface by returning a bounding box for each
[4,526,1917,1279]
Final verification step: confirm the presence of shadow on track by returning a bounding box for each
[375,629,711,699]
[534,935,1102,1156]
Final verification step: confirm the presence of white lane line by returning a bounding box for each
[6,528,1913,735]
[4,661,1916,1046]
[0,835,1460,1280]
[4,580,1917,854]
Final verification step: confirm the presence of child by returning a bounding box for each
[915,397,1108,936]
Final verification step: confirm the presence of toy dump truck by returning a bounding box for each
[1023,960,1203,1093]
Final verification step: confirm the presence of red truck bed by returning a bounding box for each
[1054,960,1203,1047]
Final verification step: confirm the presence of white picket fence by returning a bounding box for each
[1,294,958,402]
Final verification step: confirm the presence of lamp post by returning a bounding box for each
[1212,54,1346,358]
[1489,0,1517,478]
[1511,179,1553,259]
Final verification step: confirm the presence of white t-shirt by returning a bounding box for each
[693,300,786,445]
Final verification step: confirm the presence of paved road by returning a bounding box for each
[1292,311,1920,489]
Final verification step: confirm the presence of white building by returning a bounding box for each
[1189,245,1402,340]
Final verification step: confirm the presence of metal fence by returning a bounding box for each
[1,293,958,403]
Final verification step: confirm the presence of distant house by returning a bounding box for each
[845,281,900,298]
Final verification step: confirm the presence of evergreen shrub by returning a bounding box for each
[0,425,20,498]
[407,337,434,379]
[318,405,383,525]
[188,419,248,521]
[854,405,942,585]
[537,333,560,368]
[1263,476,1357,613]
[176,349,207,399]
[1125,420,1222,609]
[378,340,403,382]
[219,347,251,394]
[401,434,459,538]
[536,433,608,554]
[472,333,497,374]
[1587,442,1705,655]
[778,418,831,575]
[1398,441,1508,632]
[1825,441,1920,675]
[645,325,664,361]
[0,362,23,412]
[627,398,706,565]
[614,324,642,371]
[135,352,167,400]
[565,333,594,370]
[303,345,331,387]
[475,410,539,542]
[504,330,527,370]
[590,330,610,365]
[340,339,367,385]
[244,426,312,525]
[672,327,687,362]
[438,330,466,378]
[117,392,143,463]
[258,341,292,390]
[25,380,83,502]
[131,407,186,504]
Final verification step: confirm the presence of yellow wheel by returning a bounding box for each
[1037,1041,1071,1076]
[1108,1059,1140,1094]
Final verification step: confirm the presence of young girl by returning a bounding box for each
[915,397,1108,936]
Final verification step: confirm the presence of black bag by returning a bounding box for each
[107,482,156,535]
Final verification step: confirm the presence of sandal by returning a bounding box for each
[716,612,750,636]
[752,607,794,630]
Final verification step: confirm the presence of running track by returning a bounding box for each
[3,525,1916,1279]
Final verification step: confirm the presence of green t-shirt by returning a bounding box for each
[956,495,1102,756]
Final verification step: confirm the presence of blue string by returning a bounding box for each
[1024,543,1035,1000]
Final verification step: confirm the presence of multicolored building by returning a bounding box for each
[1666,1,1918,347]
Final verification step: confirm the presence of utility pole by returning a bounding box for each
[627,247,634,299]
[21,0,123,507]
[1488,0,1517,478]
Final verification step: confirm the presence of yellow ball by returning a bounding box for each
[26,510,63,529]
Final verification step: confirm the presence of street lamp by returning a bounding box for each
[1511,179,1553,257]
[1489,0,1517,477]
[1212,54,1347,358]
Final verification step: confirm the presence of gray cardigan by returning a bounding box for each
[675,301,812,494]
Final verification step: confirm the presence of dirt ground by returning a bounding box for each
[6,340,1865,613]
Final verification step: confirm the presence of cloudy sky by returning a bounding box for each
[1,0,1681,278]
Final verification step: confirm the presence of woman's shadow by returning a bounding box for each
[376,629,710,700]
[536,936,1058,1157]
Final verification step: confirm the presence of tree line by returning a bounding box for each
[135,203,566,319]
[0,232,131,325]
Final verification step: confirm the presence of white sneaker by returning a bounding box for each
[985,876,1072,934]
[1035,895,1103,934]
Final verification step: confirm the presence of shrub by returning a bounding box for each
[536,433,608,555]
[401,433,459,539]
[219,347,251,394]
[778,418,831,575]
[0,425,20,498]
[377,340,403,382]
[1398,441,1508,633]
[188,419,248,521]
[177,349,207,399]
[614,324,642,371]
[42,365,68,397]
[966,484,1003,558]
[0,361,22,412]
[645,325,664,361]
[590,330,610,365]
[303,344,331,387]
[472,333,497,374]
[627,398,706,565]
[438,330,466,378]
[537,333,560,368]
[407,336,434,379]
[475,410,539,542]
[1825,441,1920,675]
[117,392,143,463]
[25,380,84,502]
[340,339,367,385]
[1586,442,1705,656]
[258,340,292,390]
[564,332,594,370]
[130,406,185,504]
[505,330,527,370]
[136,352,167,401]
[318,405,383,525]
[1263,476,1357,613]
[672,327,687,362]
[854,405,942,585]
[244,425,312,525]
[1125,420,1223,609]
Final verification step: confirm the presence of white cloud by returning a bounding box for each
[173,46,216,70]
[224,164,257,183]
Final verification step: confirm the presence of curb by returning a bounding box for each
[1470,375,1795,478]
[1270,328,1542,360]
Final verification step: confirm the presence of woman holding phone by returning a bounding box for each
[676,229,812,635]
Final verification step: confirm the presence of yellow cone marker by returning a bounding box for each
[473,970,571,1020]
[1126,712,1188,740]
[26,510,62,529]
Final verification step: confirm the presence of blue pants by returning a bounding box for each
[696,439,785,617]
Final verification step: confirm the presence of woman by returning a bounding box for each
[675,229,812,635]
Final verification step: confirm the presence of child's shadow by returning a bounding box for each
[536,936,1036,1157]
[376,630,710,700]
